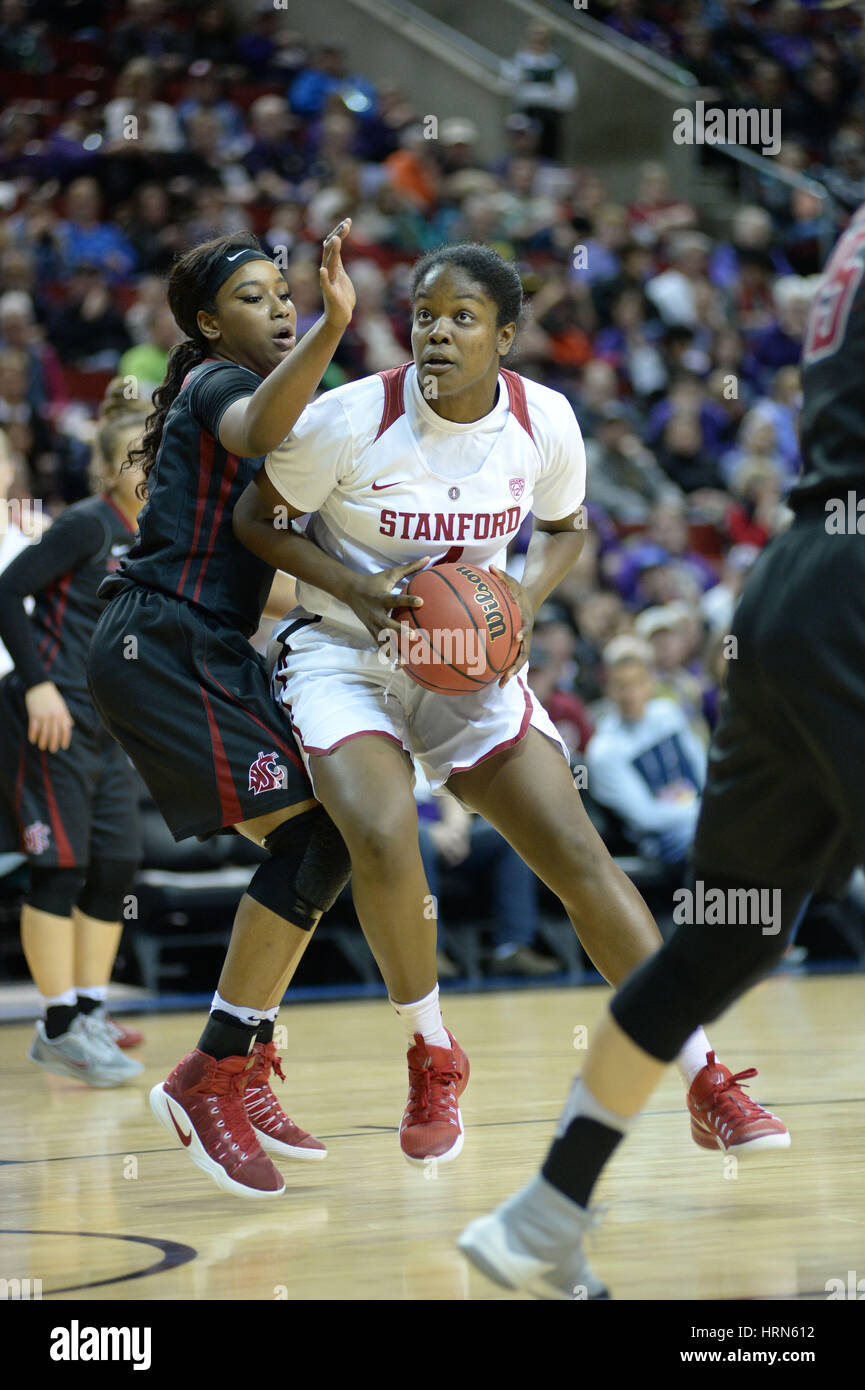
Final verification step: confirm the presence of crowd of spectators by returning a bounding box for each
[600,0,865,220]
[1,0,863,971]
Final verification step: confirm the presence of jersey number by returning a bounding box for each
[802,218,865,366]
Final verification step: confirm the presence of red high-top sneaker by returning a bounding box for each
[400,1029,469,1166]
[150,1050,285,1197]
[244,1041,326,1160]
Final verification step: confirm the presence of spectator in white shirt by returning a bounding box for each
[587,636,707,868]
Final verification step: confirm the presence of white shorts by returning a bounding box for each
[270,612,569,792]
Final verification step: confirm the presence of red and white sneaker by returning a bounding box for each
[244,1040,327,1161]
[150,1050,285,1198]
[687,1052,791,1155]
[400,1029,470,1167]
[95,1006,144,1049]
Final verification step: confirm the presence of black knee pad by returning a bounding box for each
[610,880,804,1063]
[76,858,138,922]
[28,866,86,918]
[247,808,352,930]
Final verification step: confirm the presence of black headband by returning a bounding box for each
[203,247,276,305]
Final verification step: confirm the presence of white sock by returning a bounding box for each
[676,1027,713,1086]
[43,989,78,1010]
[76,984,107,1002]
[211,991,278,1029]
[390,985,450,1048]
[555,1076,633,1138]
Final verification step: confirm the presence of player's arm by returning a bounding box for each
[216,221,356,458]
[491,508,586,686]
[261,570,297,621]
[232,469,426,640]
[493,395,588,684]
[0,513,103,751]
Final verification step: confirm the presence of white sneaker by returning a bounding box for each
[28,1015,143,1087]
[458,1175,609,1299]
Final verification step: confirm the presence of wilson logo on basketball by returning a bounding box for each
[248,751,288,795]
[509,477,525,502]
[23,821,51,855]
[456,565,508,642]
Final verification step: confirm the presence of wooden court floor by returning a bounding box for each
[1,973,863,1301]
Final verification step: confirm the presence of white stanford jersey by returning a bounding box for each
[265,362,586,634]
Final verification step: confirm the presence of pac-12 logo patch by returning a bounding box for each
[248,750,288,794]
[509,477,525,502]
[24,821,51,855]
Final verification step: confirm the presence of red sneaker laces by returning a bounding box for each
[708,1065,761,1118]
[406,1052,460,1124]
[246,1050,287,1125]
[188,1057,258,1159]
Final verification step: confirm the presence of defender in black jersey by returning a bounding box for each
[0,403,146,1086]
[91,357,309,839]
[459,206,865,1296]
[86,227,356,1198]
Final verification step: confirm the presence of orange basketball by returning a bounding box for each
[393,562,523,694]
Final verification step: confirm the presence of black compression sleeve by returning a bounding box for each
[188,362,261,441]
[0,511,105,690]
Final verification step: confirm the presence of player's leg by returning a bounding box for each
[69,867,145,1081]
[10,718,143,1086]
[459,523,847,1294]
[450,729,660,984]
[308,735,469,1164]
[74,742,146,1048]
[309,738,436,1003]
[23,872,143,1086]
[72,908,122,997]
[458,885,808,1298]
[152,800,352,1193]
[90,590,348,1192]
[448,728,788,1149]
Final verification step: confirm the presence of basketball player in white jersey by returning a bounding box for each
[233,243,787,1168]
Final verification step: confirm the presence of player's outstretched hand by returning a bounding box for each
[489,565,533,687]
[320,219,355,330]
[25,681,75,753]
[342,556,431,643]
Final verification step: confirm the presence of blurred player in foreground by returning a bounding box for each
[459,204,865,1298]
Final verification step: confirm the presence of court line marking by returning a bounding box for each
[0,1228,197,1296]
[2,1094,863,1166]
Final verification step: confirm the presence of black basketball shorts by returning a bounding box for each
[0,676,141,868]
[88,585,313,840]
[693,509,865,897]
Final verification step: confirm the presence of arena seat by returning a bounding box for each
[61,368,115,404]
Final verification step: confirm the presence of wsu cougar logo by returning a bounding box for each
[248,750,288,794]
[24,821,51,855]
[509,477,525,502]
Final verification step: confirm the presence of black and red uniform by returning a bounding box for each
[0,494,141,868]
[88,359,311,840]
[690,200,865,900]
